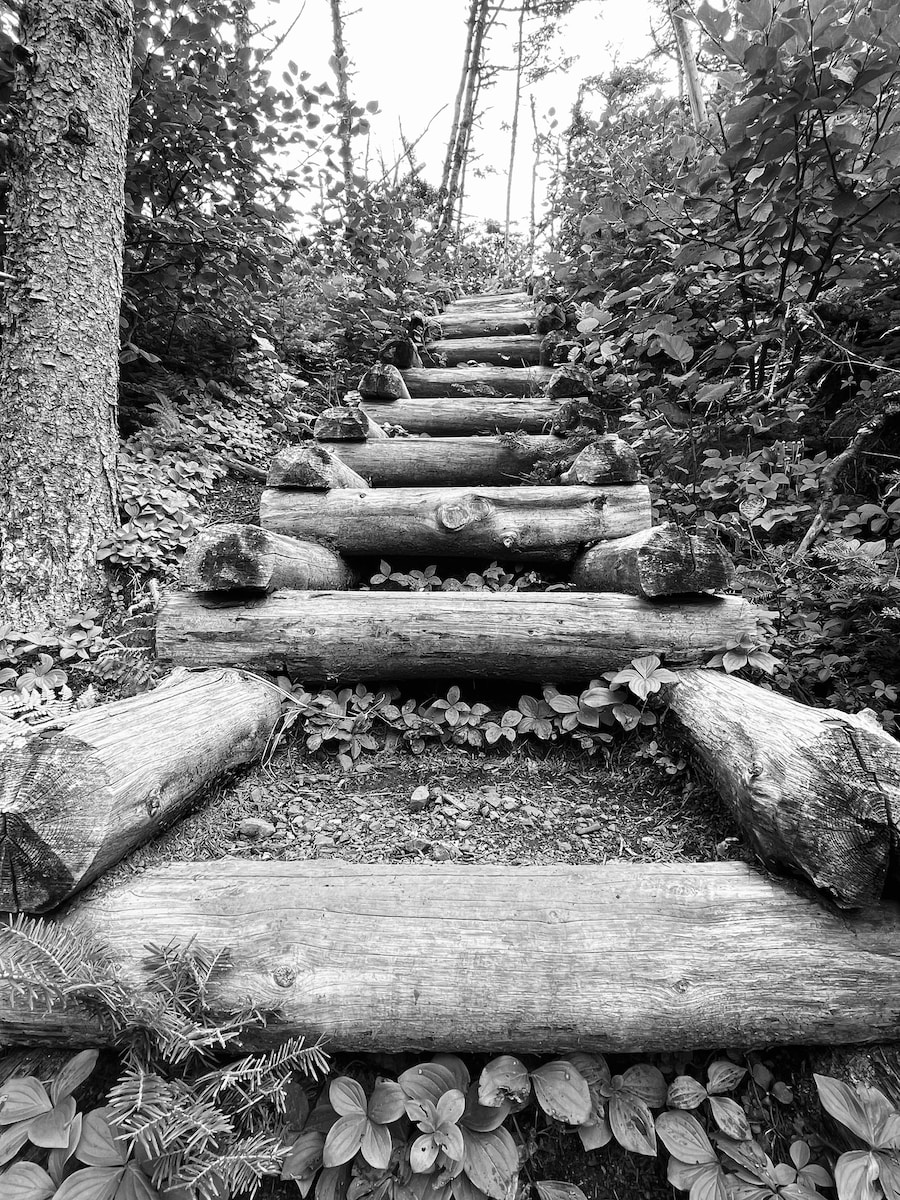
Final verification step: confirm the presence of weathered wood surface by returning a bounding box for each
[156,591,759,678]
[6,862,900,1050]
[260,484,652,561]
[430,336,541,366]
[358,363,410,401]
[559,437,640,485]
[402,366,552,398]
[360,396,558,435]
[321,435,562,486]
[571,525,734,597]
[266,446,369,490]
[668,670,900,909]
[446,291,530,308]
[436,311,534,339]
[0,670,282,913]
[314,404,388,441]
[179,524,354,592]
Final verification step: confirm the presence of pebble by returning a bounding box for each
[239,817,276,839]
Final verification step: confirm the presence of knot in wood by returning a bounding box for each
[272,965,297,988]
[437,498,486,532]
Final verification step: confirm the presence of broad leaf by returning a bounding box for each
[411,1133,440,1174]
[461,1126,519,1200]
[323,1114,367,1167]
[656,1112,716,1165]
[621,1064,667,1108]
[51,1051,99,1105]
[877,1153,900,1200]
[706,1061,747,1095]
[0,1122,32,1167]
[0,1162,56,1200]
[535,1183,588,1200]
[608,1092,657,1156]
[564,1053,610,1090]
[709,1096,752,1141]
[360,1120,392,1170]
[531,1062,591,1125]
[814,1075,873,1144]
[477,1057,530,1108]
[330,1078,368,1118]
[118,1164,161,1200]
[436,1090,466,1127]
[432,1056,470,1093]
[54,1166,125,1200]
[28,1096,77,1148]
[0,1078,52,1125]
[688,1162,728,1200]
[401,1065,459,1108]
[367,1081,405,1125]
[667,1077,708,1110]
[316,1164,351,1200]
[281,1129,325,1181]
[667,1158,709,1191]
[76,1110,126,1167]
[834,1150,880,1200]
[577,1117,612,1151]
[462,1085,510,1133]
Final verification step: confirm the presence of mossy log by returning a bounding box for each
[429,336,541,367]
[156,591,759,678]
[571,525,734,596]
[321,435,563,486]
[360,396,558,435]
[668,669,900,908]
[402,366,552,398]
[5,861,900,1050]
[266,446,369,490]
[0,670,282,913]
[179,524,354,592]
[259,483,652,561]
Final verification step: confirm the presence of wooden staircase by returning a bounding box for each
[158,289,750,676]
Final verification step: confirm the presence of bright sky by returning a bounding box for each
[256,0,666,229]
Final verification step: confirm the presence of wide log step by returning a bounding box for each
[156,590,758,677]
[436,311,534,339]
[8,861,899,1050]
[445,291,530,308]
[403,365,552,398]
[361,395,558,435]
[259,483,652,561]
[430,335,541,366]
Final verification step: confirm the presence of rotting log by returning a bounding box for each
[5,861,900,1051]
[559,437,640,485]
[266,446,369,490]
[321,435,563,487]
[314,403,388,441]
[259,483,652,561]
[572,525,734,597]
[358,363,410,401]
[435,312,534,339]
[402,366,552,398]
[430,335,541,367]
[178,524,354,593]
[0,670,282,914]
[667,669,900,909]
[156,591,759,678]
[360,396,558,435]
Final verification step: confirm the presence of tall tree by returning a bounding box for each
[328,0,355,204]
[439,0,480,221]
[667,0,706,129]
[503,0,528,256]
[440,0,491,235]
[0,0,134,628]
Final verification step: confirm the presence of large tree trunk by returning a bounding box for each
[0,669,282,913]
[0,0,134,628]
[319,434,565,487]
[6,861,900,1051]
[438,0,480,221]
[361,395,560,435]
[430,335,541,366]
[667,0,706,130]
[440,0,490,235]
[668,669,900,909]
[402,365,552,397]
[259,483,652,560]
[156,591,759,678]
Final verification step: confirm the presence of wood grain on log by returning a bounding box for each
[361,396,558,435]
[6,862,900,1050]
[320,435,562,487]
[668,669,900,908]
[446,291,530,308]
[313,404,387,441]
[430,336,541,367]
[402,366,552,398]
[572,525,734,597]
[0,670,282,913]
[179,524,354,593]
[266,446,369,490]
[260,484,652,561]
[559,437,640,485]
[436,312,534,339]
[156,591,759,678]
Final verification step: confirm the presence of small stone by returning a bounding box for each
[409,785,431,812]
[502,797,518,811]
[239,817,275,839]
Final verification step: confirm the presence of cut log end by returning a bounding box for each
[267,446,370,490]
[179,524,354,593]
[572,525,734,597]
[559,437,640,485]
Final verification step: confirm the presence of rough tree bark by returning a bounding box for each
[440,0,490,234]
[667,0,706,130]
[438,0,479,219]
[328,0,355,204]
[0,0,134,628]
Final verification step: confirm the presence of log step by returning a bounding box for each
[403,365,552,398]
[436,311,534,339]
[317,434,636,488]
[259,483,652,561]
[9,861,900,1050]
[156,591,759,678]
[446,291,530,308]
[361,396,558,435]
[430,335,541,366]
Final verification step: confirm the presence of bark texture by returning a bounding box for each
[0,0,134,627]
[361,396,558,435]
[572,525,734,596]
[266,446,370,490]
[403,366,552,398]
[323,434,563,487]
[430,335,541,366]
[156,591,760,679]
[178,524,354,592]
[6,862,900,1051]
[668,669,900,908]
[0,669,282,913]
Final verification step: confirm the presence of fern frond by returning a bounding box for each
[168,1130,284,1200]
[195,1033,330,1123]
[0,915,111,988]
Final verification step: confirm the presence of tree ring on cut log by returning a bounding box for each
[436,496,490,531]
[0,735,104,911]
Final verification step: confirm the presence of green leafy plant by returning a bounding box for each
[814,1073,900,1200]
